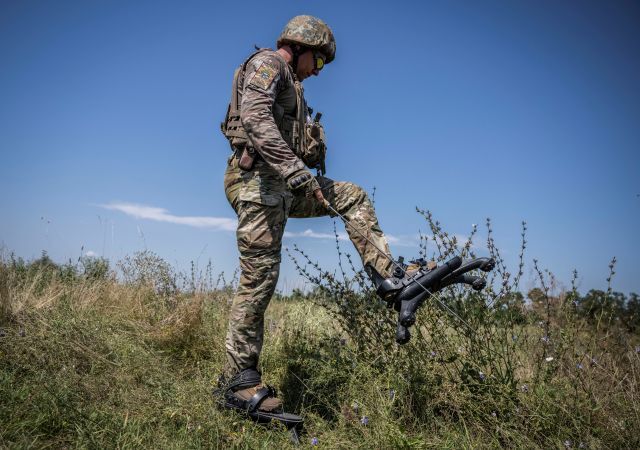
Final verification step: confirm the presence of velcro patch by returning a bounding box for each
[249,62,278,90]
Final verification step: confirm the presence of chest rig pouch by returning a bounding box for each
[303,112,327,175]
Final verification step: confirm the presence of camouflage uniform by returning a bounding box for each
[222,49,393,377]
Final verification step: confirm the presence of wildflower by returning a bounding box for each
[311,437,319,446]
[512,335,518,342]
[576,363,583,370]
[635,346,640,354]
[339,338,346,346]
[430,351,437,358]
[564,440,572,448]
[578,443,585,449]
[388,389,396,400]
[590,357,597,366]
[521,384,529,393]
[491,411,497,418]
[0,328,5,338]
[351,402,359,413]
[545,356,554,362]
[479,371,486,381]
[538,321,544,327]
[541,335,550,343]
[360,415,369,426]
[19,327,26,337]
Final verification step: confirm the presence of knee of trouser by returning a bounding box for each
[238,253,281,289]
[240,251,281,275]
[340,182,368,210]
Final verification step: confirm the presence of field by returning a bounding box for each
[2,218,639,449]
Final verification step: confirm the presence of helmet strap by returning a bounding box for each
[290,44,305,75]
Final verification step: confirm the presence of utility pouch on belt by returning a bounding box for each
[302,112,327,175]
[238,147,256,171]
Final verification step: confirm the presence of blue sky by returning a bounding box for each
[1,0,638,295]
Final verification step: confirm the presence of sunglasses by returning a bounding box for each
[313,51,326,71]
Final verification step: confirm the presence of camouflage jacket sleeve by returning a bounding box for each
[240,52,306,179]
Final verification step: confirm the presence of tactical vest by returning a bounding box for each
[221,49,327,174]
[221,49,304,155]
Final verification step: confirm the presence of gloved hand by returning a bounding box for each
[286,169,330,208]
[286,169,320,198]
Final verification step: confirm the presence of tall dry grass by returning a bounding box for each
[1,212,639,449]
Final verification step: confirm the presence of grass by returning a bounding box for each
[1,214,640,449]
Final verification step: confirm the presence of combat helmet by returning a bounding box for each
[277,15,336,63]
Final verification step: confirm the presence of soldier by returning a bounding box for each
[218,15,396,421]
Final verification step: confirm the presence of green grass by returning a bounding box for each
[1,250,639,449]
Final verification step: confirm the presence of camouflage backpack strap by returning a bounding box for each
[221,48,271,148]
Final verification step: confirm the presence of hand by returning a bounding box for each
[286,169,320,197]
[286,170,328,207]
[314,188,331,210]
[286,169,313,190]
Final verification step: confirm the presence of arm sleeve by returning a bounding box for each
[240,53,305,179]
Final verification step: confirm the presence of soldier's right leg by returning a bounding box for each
[289,176,394,279]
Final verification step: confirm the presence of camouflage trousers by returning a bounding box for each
[223,156,393,377]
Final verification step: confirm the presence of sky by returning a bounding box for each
[1,0,638,295]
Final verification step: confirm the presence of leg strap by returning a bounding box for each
[227,368,262,392]
[247,386,277,412]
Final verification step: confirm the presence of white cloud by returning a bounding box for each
[386,234,418,247]
[283,229,418,248]
[85,250,97,257]
[99,202,237,231]
[97,202,481,252]
[284,229,349,240]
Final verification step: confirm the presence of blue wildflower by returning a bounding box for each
[0,328,5,338]
[541,335,550,343]
[430,351,437,358]
[311,437,319,446]
[479,371,486,381]
[576,363,583,370]
[635,346,640,354]
[360,416,369,426]
[389,389,396,400]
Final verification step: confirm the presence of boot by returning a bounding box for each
[367,256,495,344]
[214,368,304,428]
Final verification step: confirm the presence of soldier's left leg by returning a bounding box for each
[224,196,288,378]
[289,176,394,278]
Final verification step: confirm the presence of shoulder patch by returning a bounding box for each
[249,62,278,90]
